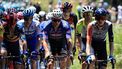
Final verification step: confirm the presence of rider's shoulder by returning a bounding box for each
[17,19,24,25]
[17,19,24,27]
[89,20,97,26]
[61,20,70,26]
[105,20,112,25]
[70,12,77,17]
[78,18,85,24]
[33,20,40,26]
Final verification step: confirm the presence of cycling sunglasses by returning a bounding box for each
[83,12,93,16]
[24,16,33,21]
[52,19,61,22]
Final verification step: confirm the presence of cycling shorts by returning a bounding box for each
[3,40,22,64]
[92,40,107,66]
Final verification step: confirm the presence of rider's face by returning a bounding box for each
[52,18,61,26]
[24,16,33,22]
[83,12,92,18]
[98,16,106,25]
[63,9,71,19]
[52,18,61,23]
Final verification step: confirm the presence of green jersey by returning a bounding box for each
[76,17,95,38]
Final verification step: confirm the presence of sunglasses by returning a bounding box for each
[24,16,33,21]
[84,12,93,16]
[52,19,61,22]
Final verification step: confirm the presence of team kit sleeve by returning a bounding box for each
[76,21,83,35]
[108,24,114,42]
[65,22,72,39]
[73,14,78,28]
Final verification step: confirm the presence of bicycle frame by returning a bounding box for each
[86,59,116,69]
[53,55,67,69]
[0,55,20,69]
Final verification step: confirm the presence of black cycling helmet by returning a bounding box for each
[62,2,73,10]
[94,8,109,20]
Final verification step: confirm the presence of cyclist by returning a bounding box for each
[17,8,41,69]
[76,5,94,69]
[38,11,46,22]
[17,11,23,21]
[46,12,53,20]
[61,2,78,68]
[41,8,72,69]
[86,8,115,69]
[0,9,7,69]
[2,11,22,69]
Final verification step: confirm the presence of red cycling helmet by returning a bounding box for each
[17,12,23,20]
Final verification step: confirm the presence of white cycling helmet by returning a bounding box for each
[82,5,93,13]
[28,6,36,13]
[46,12,53,20]
[33,13,40,21]
[39,11,46,17]
[52,8,63,19]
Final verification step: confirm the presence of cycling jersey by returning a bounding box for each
[86,20,114,66]
[0,20,6,42]
[4,23,22,42]
[87,20,113,42]
[42,20,71,55]
[76,17,95,38]
[63,12,78,28]
[17,19,40,52]
[3,22,22,63]
[63,12,78,47]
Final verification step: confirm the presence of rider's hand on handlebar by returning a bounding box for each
[108,55,116,64]
[86,55,95,64]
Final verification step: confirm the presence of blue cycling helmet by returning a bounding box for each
[95,8,109,20]
[23,9,34,17]
[0,9,3,16]
[0,6,5,11]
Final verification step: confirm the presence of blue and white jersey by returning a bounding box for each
[17,20,41,50]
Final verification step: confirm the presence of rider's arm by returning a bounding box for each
[36,25,42,51]
[73,13,78,29]
[41,31,50,58]
[76,20,83,52]
[66,24,72,54]
[86,23,92,55]
[108,24,114,56]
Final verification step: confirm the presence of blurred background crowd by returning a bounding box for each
[0,0,122,24]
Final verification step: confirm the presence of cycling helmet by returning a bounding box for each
[94,8,109,20]
[33,13,40,21]
[23,9,34,17]
[7,8,17,13]
[39,11,46,17]
[0,9,3,16]
[52,9,63,19]
[0,6,5,11]
[82,5,93,13]
[46,12,53,20]
[28,6,36,13]
[62,2,73,9]
[17,12,23,20]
